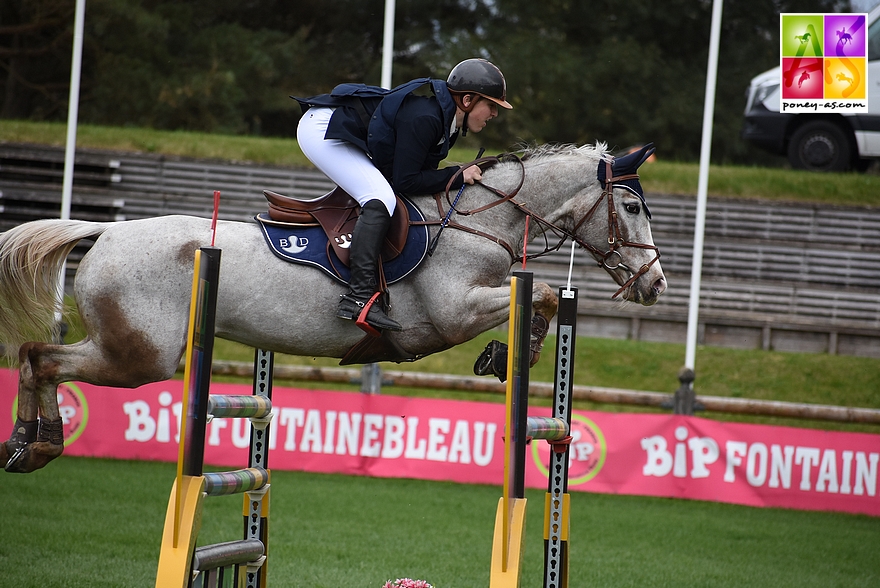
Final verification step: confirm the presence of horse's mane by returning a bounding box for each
[516,141,609,162]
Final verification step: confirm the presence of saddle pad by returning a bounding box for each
[255,195,430,285]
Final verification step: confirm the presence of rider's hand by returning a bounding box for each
[462,165,483,185]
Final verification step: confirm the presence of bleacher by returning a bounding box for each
[1,142,878,357]
[529,193,880,357]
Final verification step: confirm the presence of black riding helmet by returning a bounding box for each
[447,58,513,111]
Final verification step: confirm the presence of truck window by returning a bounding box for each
[869,16,880,61]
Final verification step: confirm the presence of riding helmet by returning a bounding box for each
[446,58,513,110]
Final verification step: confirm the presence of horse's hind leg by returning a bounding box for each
[0,343,56,471]
[3,334,181,473]
[1,342,71,472]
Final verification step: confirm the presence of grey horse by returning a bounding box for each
[0,142,666,472]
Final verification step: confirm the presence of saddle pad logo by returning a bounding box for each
[280,235,310,254]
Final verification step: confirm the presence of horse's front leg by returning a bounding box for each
[2,342,65,473]
[469,281,558,380]
[529,282,558,367]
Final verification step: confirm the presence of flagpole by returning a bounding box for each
[57,0,87,331]
[380,0,396,89]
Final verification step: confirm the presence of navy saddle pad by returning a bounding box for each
[255,195,430,285]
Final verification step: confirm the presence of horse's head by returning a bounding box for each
[572,143,666,305]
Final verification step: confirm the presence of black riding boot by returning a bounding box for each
[336,200,403,332]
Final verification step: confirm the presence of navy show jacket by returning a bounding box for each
[294,78,463,196]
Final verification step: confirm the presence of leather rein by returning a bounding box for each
[425,154,661,299]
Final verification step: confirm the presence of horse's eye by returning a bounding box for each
[625,202,641,215]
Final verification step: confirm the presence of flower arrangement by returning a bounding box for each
[382,579,434,588]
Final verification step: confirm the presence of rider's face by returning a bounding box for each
[465,97,498,133]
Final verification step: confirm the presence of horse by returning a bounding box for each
[0,142,666,473]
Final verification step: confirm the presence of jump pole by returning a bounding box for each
[489,271,578,588]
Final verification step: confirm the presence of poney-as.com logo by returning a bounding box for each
[531,414,606,485]
[780,13,868,113]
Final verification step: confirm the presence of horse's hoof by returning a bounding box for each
[529,351,542,367]
[4,441,64,473]
[0,442,9,468]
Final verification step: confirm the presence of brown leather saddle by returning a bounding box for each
[263,187,411,267]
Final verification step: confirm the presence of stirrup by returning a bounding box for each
[337,293,402,336]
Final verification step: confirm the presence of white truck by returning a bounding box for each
[742,5,880,171]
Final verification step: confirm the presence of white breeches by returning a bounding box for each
[296,107,397,216]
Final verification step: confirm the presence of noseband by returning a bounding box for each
[431,154,661,299]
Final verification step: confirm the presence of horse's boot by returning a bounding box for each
[473,313,551,382]
[0,418,38,469]
[337,200,402,334]
[474,339,509,382]
[4,417,64,473]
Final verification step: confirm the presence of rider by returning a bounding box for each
[293,58,512,333]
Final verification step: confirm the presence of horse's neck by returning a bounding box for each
[453,156,594,247]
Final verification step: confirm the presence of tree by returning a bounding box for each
[0,0,76,119]
[0,0,854,163]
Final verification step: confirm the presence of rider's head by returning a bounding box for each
[447,58,511,135]
[447,58,512,111]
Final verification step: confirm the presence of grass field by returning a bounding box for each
[2,456,878,588]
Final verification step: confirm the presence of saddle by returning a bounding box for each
[264,187,410,267]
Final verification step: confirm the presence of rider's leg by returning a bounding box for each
[336,200,402,331]
[297,108,401,332]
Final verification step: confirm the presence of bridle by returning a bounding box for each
[430,154,661,299]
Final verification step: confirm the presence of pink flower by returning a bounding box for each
[382,579,434,588]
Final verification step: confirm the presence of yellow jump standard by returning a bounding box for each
[489,270,578,588]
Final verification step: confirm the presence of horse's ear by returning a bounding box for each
[598,143,655,184]
[617,143,655,173]
[635,143,655,169]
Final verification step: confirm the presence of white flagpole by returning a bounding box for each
[57,0,86,327]
[380,0,396,89]
[684,0,724,371]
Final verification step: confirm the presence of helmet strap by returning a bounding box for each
[452,92,479,137]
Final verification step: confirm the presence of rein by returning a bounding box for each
[423,153,661,299]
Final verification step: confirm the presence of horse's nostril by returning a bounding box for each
[654,277,667,295]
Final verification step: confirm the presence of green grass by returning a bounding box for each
[1,456,877,588]
[3,119,880,207]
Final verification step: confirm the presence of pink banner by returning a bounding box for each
[1,369,878,517]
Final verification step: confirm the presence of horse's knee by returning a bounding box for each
[532,282,559,320]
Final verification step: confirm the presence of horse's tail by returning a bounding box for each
[0,219,112,358]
